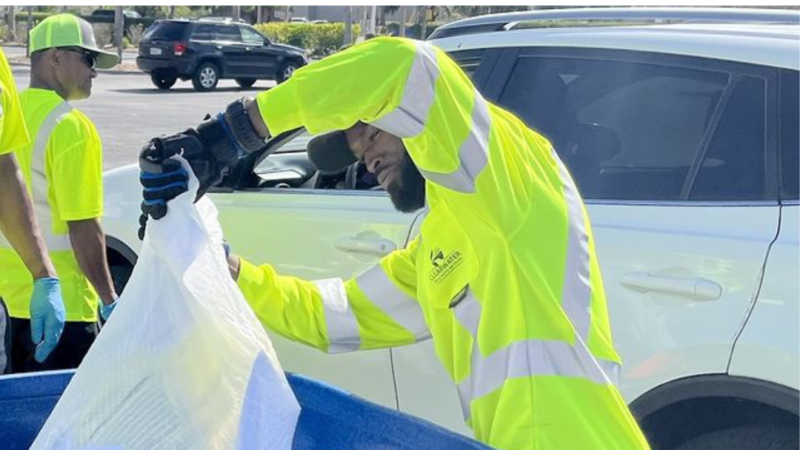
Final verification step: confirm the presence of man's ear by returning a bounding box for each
[48,49,62,69]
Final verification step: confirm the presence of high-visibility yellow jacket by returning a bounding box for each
[0,89,104,322]
[0,50,29,156]
[242,37,651,450]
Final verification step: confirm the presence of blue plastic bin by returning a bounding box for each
[0,370,492,450]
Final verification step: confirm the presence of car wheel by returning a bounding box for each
[674,426,799,450]
[150,73,177,90]
[235,78,256,89]
[276,61,299,84]
[192,62,219,92]
[110,263,134,296]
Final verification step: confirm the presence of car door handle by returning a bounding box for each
[245,47,252,52]
[334,237,396,257]
[620,272,722,301]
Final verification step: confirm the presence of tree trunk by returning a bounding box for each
[418,6,427,40]
[369,5,377,35]
[25,7,32,57]
[343,6,352,46]
[114,6,123,61]
[399,5,407,37]
[7,6,15,43]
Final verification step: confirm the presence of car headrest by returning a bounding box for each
[567,123,621,163]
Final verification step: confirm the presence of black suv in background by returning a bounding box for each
[137,19,309,91]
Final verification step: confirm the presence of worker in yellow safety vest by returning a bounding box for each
[138,37,652,450]
[0,46,66,373]
[0,14,120,372]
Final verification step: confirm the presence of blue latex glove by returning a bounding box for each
[100,301,117,322]
[29,277,66,363]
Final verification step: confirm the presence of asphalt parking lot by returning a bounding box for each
[10,66,276,170]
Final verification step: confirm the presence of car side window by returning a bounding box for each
[498,53,729,201]
[780,69,799,201]
[214,25,242,43]
[240,27,265,46]
[690,76,767,201]
[191,24,216,42]
[448,49,485,80]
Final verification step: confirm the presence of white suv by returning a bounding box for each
[101,8,799,449]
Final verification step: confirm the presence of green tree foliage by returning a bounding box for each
[255,22,361,57]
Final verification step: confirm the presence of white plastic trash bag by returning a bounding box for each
[32,158,301,450]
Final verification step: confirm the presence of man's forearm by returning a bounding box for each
[68,218,117,304]
[227,252,241,281]
[0,154,56,279]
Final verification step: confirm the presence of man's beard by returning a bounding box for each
[387,152,426,213]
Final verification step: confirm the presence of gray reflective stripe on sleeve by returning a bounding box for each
[370,41,440,138]
[0,102,75,252]
[356,264,431,341]
[452,291,618,421]
[313,278,361,353]
[418,91,491,194]
[552,148,592,341]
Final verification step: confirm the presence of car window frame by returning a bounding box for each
[779,68,799,203]
[485,46,780,205]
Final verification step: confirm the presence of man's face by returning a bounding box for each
[347,124,426,213]
[53,47,97,100]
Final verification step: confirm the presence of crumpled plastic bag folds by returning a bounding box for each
[31,158,301,450]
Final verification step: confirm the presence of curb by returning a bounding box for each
[9,63,146,76]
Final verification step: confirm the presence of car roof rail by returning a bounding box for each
[428,7,800,40]
[197,16,248,24]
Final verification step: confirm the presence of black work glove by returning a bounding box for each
[138,99,268,236]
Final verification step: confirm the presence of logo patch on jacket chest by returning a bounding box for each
[429,247,464,284]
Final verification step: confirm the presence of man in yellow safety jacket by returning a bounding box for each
[139,37,651,450]
[0,14,120,372]
[0,47,66,373]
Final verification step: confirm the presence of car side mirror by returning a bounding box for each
[263,39,270,47]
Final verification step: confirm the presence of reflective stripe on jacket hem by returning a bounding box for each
[453,289,619,421]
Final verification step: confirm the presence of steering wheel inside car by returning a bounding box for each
[345,162,381,190]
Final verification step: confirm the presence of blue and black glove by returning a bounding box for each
[138,98,268,239]
[29,277,66,363]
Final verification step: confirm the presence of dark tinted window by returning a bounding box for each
[780,70,799,200]
[240,27,265,45]
[215,25,241,42]
[143,22,188,41]
[191,24,216,41]
[449,49,485,80]
[690,76,766,201]
[499,55,729,201]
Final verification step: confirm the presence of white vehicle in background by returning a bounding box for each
[102,8,799,450]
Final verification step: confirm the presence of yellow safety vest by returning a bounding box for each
[239,37,651,450]
[0,89,103,322]
[0,49,30,155]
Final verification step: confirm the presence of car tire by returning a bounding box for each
[110,263,134,296]
[276,61,299,84]
[674,426,799,450]
[150,73,177,90]
[235,78,256,89]
[192,62,220,92]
